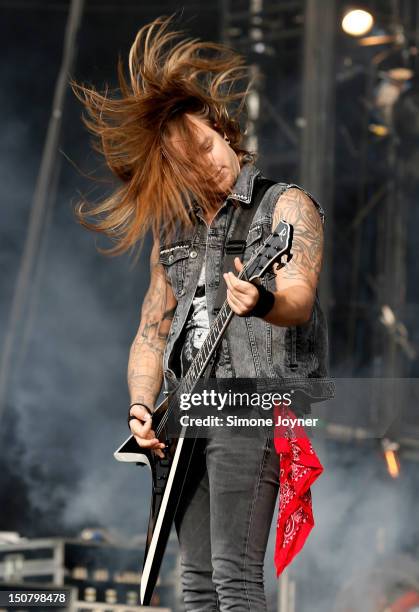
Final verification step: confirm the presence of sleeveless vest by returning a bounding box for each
[159,162,335,409]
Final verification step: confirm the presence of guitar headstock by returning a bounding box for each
[243,220,293,282]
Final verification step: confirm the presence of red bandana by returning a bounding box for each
[272,400,324,576]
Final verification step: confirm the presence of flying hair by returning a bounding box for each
[70,15,256,261]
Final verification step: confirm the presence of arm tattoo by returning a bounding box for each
[272,187,324,293]
[127,241,177,406]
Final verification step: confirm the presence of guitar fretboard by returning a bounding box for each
[178,297,233,396]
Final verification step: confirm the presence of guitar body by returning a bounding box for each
[114,390,201,606]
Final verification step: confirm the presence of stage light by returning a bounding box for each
[369,123,389,136]
[381,438,401,479]
[380,304,396,327]
[342,8,374,37]
[253,42,266,54]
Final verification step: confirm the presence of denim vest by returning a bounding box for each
[159,162,335,407]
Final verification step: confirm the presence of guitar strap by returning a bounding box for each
[204,176,276,379]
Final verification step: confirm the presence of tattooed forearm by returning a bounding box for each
[127,239,178,409]
[272,187,324,294]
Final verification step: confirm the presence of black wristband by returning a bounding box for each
[130,402,153,414]
[247,284,275,318]
[128,402,153,430]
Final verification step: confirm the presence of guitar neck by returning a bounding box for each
[178,298,234,396]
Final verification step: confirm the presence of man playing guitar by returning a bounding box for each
[72,15,329,611]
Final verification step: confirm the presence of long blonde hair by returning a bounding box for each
[71,15,255,260]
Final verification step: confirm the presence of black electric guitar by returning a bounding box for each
[113,219,294,605]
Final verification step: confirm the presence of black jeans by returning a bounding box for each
[174,425,280,612]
